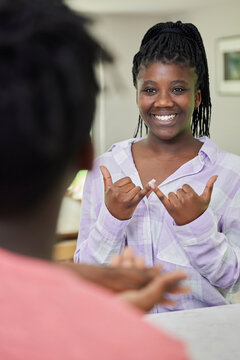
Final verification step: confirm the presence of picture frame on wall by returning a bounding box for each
[216,35,240,95]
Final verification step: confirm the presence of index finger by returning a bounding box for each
[99,165,113,191]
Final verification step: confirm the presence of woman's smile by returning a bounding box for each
[151,113,177,126]
[136,61,201,141]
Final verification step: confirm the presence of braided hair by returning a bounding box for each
[132,21,211,138]
[0,0,112,214]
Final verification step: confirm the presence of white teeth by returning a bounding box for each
[155,114,175,121]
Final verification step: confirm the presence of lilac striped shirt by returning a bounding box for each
[75,137,240,313]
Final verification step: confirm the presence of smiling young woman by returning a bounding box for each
[136,62,201,142]
[133,62,202,186]
[75,21,240,314]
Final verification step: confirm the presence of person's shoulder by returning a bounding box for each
[222,151,240,162]
[217,148,240,174]
[103,138,137,155]
[94,138,140,165]
[0,249,188,360]
[201,137,240,174]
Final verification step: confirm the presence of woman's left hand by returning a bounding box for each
[152,175,218,226]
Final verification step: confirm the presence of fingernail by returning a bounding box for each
[148,178,156,189]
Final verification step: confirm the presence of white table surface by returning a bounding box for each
[145,304,240,360]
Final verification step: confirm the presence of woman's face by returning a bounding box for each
[136,61,201,142]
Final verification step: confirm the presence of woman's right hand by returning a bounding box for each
[100,165,151,220]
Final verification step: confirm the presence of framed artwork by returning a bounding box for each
[216,35,240,95]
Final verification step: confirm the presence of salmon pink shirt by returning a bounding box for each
[0,248,188,360]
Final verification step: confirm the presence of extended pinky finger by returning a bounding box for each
[129,184,151,204]
[154,187,171,209]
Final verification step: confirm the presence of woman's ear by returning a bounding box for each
[195,89,202,109]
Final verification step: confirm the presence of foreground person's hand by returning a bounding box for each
[118,270,190,312]
[110,246,145,269]
[110,247,189,312]
[61,262,161,293]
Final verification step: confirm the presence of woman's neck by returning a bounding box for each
[144,132,202,159]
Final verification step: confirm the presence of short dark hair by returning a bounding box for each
[132,21,211,138]
[0,0,111,214]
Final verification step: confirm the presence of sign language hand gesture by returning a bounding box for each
[153,175,218,226]
[110,247,190,311]
[100,165,151,220]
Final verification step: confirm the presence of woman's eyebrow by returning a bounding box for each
[141,79,190,85]
[141,80,157,85]
[171,80,189,85]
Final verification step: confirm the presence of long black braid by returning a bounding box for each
[132,21,211,138]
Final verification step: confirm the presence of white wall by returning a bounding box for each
[90,0,240,156]
[169,0,240,155]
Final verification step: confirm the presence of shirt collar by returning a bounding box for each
[110,136,219,168]
[198,136,219,165]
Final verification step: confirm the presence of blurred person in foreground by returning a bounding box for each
[0,0,189,359]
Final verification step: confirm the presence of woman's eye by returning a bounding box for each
[143,88,156,94]
[173,87,185,93]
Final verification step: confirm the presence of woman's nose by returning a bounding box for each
[154,91,174,107]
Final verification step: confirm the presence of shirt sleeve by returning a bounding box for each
[173,190,240,294]
[74,161,130,265]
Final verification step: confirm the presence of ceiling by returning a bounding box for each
[66,0,231,15]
